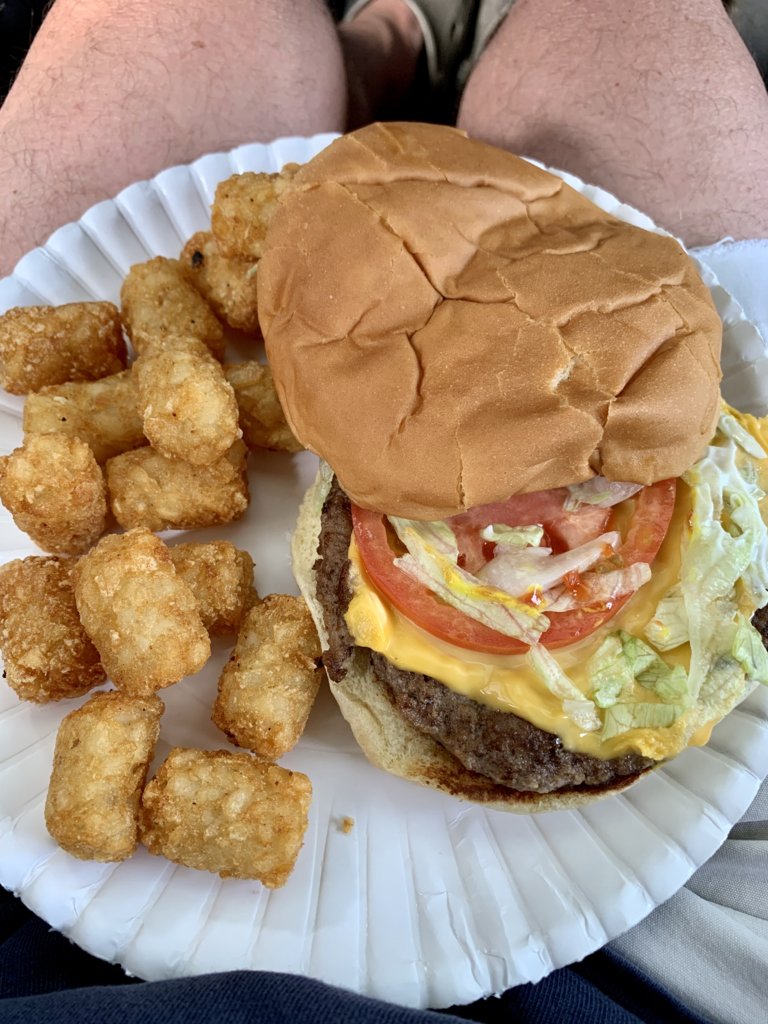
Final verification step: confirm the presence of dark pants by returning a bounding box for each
[0,886,708,1024]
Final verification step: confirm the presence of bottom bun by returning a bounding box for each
[291,464,649,813]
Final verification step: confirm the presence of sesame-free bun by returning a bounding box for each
[260,123,722,520]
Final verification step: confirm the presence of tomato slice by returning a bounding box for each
[351,479,677,654]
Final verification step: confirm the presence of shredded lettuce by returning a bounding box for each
[699,655,742,701]
[620,633,659,677]
[638,662,689,704]
[526,644,601,731]
[602,702,684,740]
[587,635,635,708]
[731,614,768,685]
[388,516,459,561]
[586,630,691,729]
[644,585,689,651]
[682,432,768,702]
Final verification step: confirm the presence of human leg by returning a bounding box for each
[458,0,768,246]
[0,0,346,274]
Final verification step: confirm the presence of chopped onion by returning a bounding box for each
[541,562,652,612]
[477,532,620,597]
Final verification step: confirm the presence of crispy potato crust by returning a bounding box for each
[0,434,107,554]
[106,440,250,532]
[211,165,299,261]
[0,556,105,702]
[133,336,241,466]
[212,594,322,759]
[170,540,257,635]
[72,528,210,693]
[120,257,225,360]
[45,690,163,861]
[140,747,312,886]
[223,362,303,453]
[180,232,261,335]
[0,302,127,395]
[23,370,145,464]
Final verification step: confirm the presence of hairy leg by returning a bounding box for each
[458,0,768,246]
[0,0,346,274]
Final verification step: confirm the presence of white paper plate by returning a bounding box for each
[1,134,768,1011]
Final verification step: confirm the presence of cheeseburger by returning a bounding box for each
[258,122,768,811]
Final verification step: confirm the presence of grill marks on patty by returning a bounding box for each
[314,476,656,794]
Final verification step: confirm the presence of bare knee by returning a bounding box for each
[458,0,768,245]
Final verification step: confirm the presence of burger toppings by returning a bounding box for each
[388,515,548,646]
[344,409,768,757]
[351,479,676,655]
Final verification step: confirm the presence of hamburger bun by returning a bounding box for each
[259,122,723,520]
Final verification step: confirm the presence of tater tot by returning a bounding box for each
[0,434,107,554]
[120,257,225,360]
[211,164,299,260]
[133,336,241,466]
[45,691,163,861]
[0,556,105,703]
[106,439,249,532]
[212,595,322,759]
[0,302,127,395]
[180,232,261,335]
[224,361,302,453]
[140,747,311,885]
[23,370,145,464]
[72,528,210,693]
[169,541,257,635]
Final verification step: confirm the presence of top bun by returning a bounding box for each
[259,123,722,520]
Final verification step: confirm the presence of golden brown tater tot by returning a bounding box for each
[133,336,240,466]
[211,165,299,261]
[120,257,225,359]
[0,556,105,702]
[169,541,257,635]
[45,691,163,861]
[212,595,322,759]
[140,747,311,886]
[106,440,249,532]
[223,361,302,453]
[23,370,145,464]
[180,232,261,335]
[0,302,127,395]
[0,434,107,554]
[72,528,210,693]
